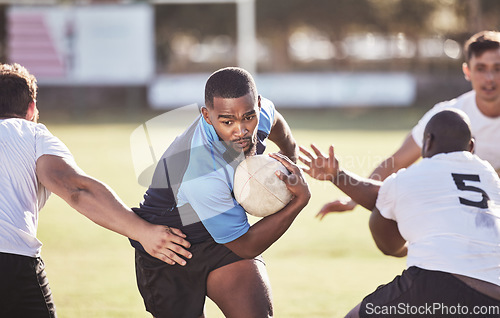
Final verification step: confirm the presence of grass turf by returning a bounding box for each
[37,106,426,317]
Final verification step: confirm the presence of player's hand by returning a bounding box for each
[316,198,357,220]
[299,144,340,182]
[140,225,192,266]
[269,152,311,205]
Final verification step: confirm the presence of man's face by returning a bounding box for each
[202,93,260,156]
[464,48,500,104]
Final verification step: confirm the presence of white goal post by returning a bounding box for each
[151,0,257,74]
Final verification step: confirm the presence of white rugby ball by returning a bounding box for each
[233,155,293,217]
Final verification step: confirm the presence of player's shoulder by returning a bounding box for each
[2,119,55,140]
[260,96,276,115]
[469,153,499,176]
[433,90,475,111]
[258,96,276,134]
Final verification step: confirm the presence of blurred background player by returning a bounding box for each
[0,63,192,318]
[131,67,310,318]
[317,30,500,218]
[300,109,500,317]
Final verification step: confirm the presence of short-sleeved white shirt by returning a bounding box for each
[412,91,500,172]
[376,151,500,286]
[0,119,73,257]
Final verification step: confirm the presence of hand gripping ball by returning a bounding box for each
[233,155,293,217]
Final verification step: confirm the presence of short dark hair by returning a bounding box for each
[0,63,38,118]
[464,30,500,64]
[424,109,472,154]
[204,67,257,108]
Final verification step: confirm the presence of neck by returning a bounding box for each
[476,98,500,118]
[0,114,25,120]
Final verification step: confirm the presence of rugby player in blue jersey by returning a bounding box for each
[131,67,311,318]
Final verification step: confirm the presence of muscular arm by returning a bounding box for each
[224,153,310,259]
[333,170,381,211]
[370,133,421,181]
[267,110,298,162]
[300,144,381,210]
[36,155,192,265]
[369,207,407,257]
[332,134,420,209]
[315,133,421,217]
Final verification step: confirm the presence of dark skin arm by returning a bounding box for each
[224,153,310,259]
[267,110,298,163]
[316,133,421,218]
[369,207,407,257]
[300,144,407,257]
[370,133,421,181]
[299,144,381,210]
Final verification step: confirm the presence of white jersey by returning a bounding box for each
[0,119,73,257]
[412,91,500,172]
[376,151,500,286]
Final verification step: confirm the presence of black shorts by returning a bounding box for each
[0,252,57,318]
[135,238,263,318]
[360,266,500,318]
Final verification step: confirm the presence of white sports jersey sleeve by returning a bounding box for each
[375,172,399,221]
[0,119,73,257]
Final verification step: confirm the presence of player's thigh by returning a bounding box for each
[206,258,273,318]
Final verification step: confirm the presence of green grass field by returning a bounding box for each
[38,106,427,317]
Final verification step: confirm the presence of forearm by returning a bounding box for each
[373,237,408,257]
[369,208,407,257]
[268,111,298,162]
[225,196,308,258]
[62,176,150,241]
[369,159,398,181]
[391,243,408,257]
[278,140,298,163]
[370,133,421,181]
[332,170,381,211]
[37,155,192,265]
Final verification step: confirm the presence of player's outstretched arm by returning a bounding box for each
[316,199,358,220]
[36,154,192,265]
[267,110,298,162]
[300,144,381,211]
[313,133,422,218]
[224,153,310,259]
[369,133,421,181]
[369,208,407,257]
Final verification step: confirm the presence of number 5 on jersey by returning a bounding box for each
[451,173,490,209]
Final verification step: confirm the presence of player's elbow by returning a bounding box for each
[61,175,96,207]
[224,239,263,259]
[375,241,407,258]
[237,250,260,259]
[229,245,262,259]
[68,186,89,205]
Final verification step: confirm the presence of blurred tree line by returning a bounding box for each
[152,0,500,74]
[0,0,499,74]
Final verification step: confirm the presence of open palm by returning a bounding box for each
[299,144,340,182]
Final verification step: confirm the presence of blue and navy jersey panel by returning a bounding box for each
[130,98,276,250]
